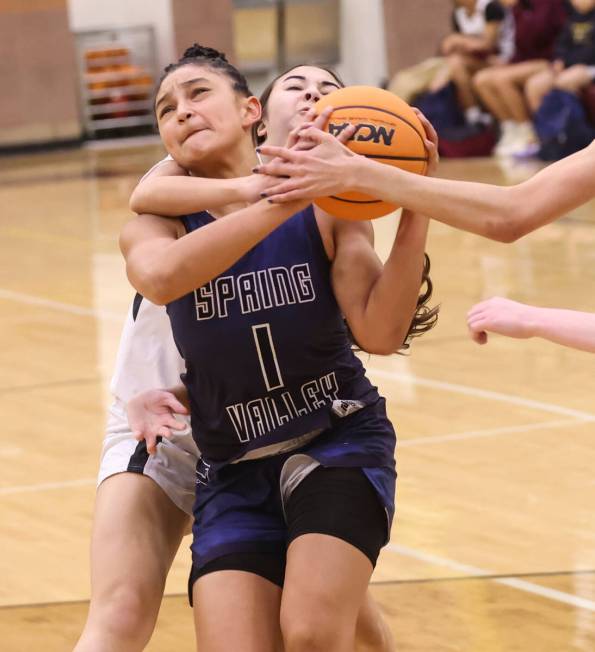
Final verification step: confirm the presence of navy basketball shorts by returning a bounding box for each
[188,399,396,600]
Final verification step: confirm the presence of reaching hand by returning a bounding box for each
[254,123,357,204]
[242,172,288,204]
[127,389,189,455]
[467,297,539,345]
[285,106,336,150]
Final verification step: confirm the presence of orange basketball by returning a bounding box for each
[313,86,428,220]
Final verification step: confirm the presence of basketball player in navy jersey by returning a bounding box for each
[120,50,437,651]
[77,50,439,652]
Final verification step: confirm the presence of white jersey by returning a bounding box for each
[100,293,197,517]
[110,293,186,403]
[454,0,515,62]
[99,156,197,516]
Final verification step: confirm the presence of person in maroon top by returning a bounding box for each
[473,0,567,156]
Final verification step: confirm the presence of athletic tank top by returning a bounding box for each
[166,206,380,462]
[110,295,185,403]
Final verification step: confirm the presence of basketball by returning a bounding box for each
[313,86,428,220]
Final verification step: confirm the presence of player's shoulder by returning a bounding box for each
[312,205,374,262]
[120,212,184,253]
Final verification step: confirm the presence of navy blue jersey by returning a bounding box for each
[166,206,381,463]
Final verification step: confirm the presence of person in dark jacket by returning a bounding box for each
[473,0,567,156]
[525,0,595,116]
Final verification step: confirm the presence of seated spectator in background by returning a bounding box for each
[430,0,515,125]
[525,0,595,124]
[473,0,567,156]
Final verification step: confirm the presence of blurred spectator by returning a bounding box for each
[473,0,567,156]
[429,0,514,125]
[388,57,449,105]
[526,0,595,117]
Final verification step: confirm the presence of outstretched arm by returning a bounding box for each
[257,122,595,243]
[129,106,339,217]
[467,297,595,353]
[350,140,595,242]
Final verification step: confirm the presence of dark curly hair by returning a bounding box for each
[400,253,439,352]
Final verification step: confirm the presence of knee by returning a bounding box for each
[473,69,494,91]
[281,610,349,652]
[85,586,155,648]
[527,70,553,91]
[355,616,393,652]
[447,53,466,75]
[282,623,340,652]
[354,598,394,652]
[525,74,546,97]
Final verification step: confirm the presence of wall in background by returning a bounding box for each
[171,0,234,62]
[67,0,176,72]
[383,0,451,79]
[0,0,81,148]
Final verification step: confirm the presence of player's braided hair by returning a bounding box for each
[156,43,252,106]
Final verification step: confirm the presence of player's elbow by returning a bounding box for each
[364,342,399,356]
[126,262,174,306]
[494,210,532,243]
[129,187,147,215]
[484,194,528,243]
[488,219,522,243]
[356,330,407,356]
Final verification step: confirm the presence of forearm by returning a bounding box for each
[531,308,595,353]
[360,211,429,353]
[130,176,248,216]
[350,158,517,240]
[123,200,300,305]
[348,148,595,242]
[464,34,495,53]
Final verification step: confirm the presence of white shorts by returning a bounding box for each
[98,399,199,516]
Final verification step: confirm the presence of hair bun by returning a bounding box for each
[181,43,228,63]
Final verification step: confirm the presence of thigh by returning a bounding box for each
[498,60,550,86]
[89,473,190,614]
[100,398,197,517]
[281,534,373,650]
[527,67,556,90]
[192,569,283,652]
[281,467,387,645]
[285,466,388,566]
[449,53,486,75]
[556,64,593,93]
[191,456,287,571]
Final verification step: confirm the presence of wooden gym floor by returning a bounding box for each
[0,143,594,651]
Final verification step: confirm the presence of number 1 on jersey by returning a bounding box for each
[252,323,284,391]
